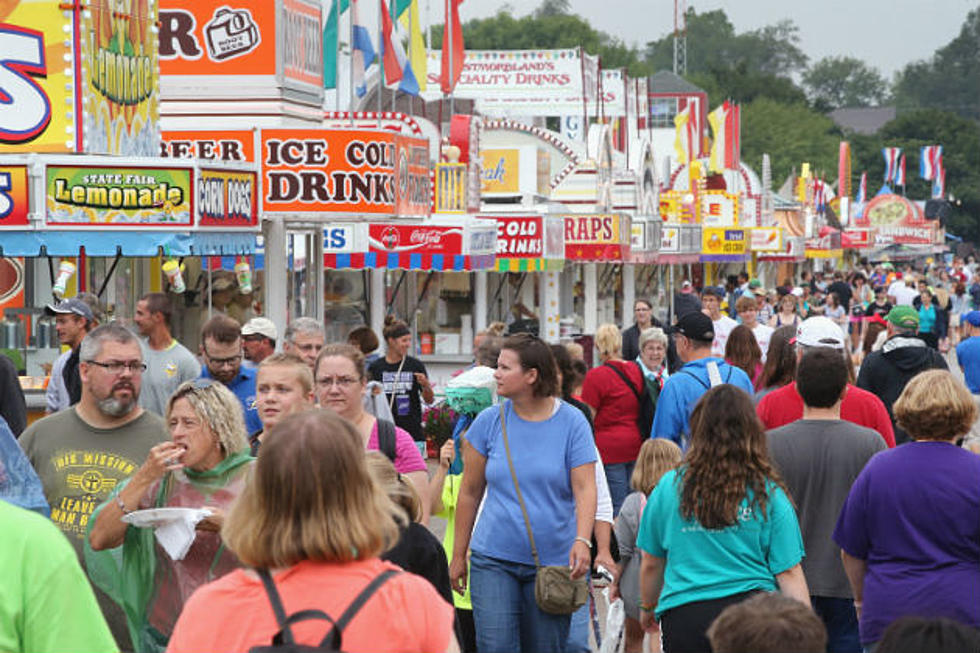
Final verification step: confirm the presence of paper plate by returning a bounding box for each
[121,507,211,529]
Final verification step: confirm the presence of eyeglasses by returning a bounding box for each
[204,350,242,367]
[315,375,360,389]
[86,360,146,374]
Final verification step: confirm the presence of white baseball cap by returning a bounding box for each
[241,317,277,340]
[795,316,846,349]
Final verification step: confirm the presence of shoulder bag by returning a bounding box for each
[498,404,588,615]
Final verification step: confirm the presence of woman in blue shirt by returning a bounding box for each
[637,384,809,652]
[450,334,597,653]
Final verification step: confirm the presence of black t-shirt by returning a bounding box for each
[868,300,892,319]
[368,355,428,441]
[381,522,453,606]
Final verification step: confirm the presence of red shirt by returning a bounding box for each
[581,360,643,464]
[757,382,896,448]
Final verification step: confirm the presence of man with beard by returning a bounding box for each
[198,314,262,434]
[20,323,166,650]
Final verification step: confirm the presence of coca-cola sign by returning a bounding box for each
[368,224,463,256]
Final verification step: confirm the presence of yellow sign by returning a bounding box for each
[0,1,77,152]
[481,149,520,194]
[702,227,746,257]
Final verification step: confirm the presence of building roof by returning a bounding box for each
[647,70,705,95]
[828,106,897,135]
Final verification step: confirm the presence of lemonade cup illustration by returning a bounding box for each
[162,260,186,293]
[52,261,77,298]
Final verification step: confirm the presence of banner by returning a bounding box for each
[422,49,587,116]
[701,190,739,227]
[865,194,935,245]
[750,227,782,252]
[84,0,160,155]
[46,166,193,227]
[260,129,430,216]
[161,130,256,162]
[563,214,629,261]
[489,216,544,258]
[702,227,747,259]
[481,149,520,194]
[0,2,78,152]
[0,166,31,228]
[602,69,626,117]
[198,169,258,228]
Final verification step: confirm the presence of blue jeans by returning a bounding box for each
[470,551,570,653]
[604,461,635,517]
[565,579,592,653]
[812,596,861,653]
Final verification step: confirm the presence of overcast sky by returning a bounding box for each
[443,0,976,78]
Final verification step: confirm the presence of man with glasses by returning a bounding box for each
[20,323,166,650]
[283,317,325,369]
[198,314,262,435]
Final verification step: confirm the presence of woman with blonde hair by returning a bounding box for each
[87,380,253,652]
[835,370,980,649]
[366,452,454,608]
[582,323,645,515]
[611,439,682,653]
[166,410,457,653]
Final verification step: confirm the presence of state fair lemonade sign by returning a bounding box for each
[46,166,192,226]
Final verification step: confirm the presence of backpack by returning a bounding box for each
[604,362,655,439]
[376,419,397,463]
[249,569,399,652]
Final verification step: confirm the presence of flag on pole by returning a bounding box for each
[838,141,852,199]
[855,171,867,204]
[894,154,906,187]
[932,162,946,199]
[440,0,465,94]
[882,147,901,182]
[814,177,828,214]
[673,103,696,165]
[323,0,350,90]
[398,0,426,92]
[707,101,733,173]
[380,0,419,95]
[350,0,375,97]
[919,145,943,180]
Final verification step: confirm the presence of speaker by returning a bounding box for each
[924,199,951,224]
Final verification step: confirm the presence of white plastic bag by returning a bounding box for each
[600,587,625,653]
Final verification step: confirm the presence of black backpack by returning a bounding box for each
[604,362,657,439]
[376,419,397,463]
[249,569,399,652]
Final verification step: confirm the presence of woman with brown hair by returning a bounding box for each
[165,410,457,653]
[725,324,764,389]
[637,385,808,652]
[835,370,980,649]
[450,333,596,653]
[754,325,798,401]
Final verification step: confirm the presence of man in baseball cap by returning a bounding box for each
[856,305,947,443]
[956,311,980,452]
[757,316,897,447]
[700,285,737,357]
[651,310,753,447]
[241,318,278,368]
[43,298,96,413]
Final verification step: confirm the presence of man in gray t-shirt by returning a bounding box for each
[134,293,200,415]
[767,348,885,653]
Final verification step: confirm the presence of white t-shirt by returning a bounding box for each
[712,315,738,357]
[893,285,919,306]
[751,323,775,361]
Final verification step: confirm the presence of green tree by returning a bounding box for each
[740,98,841,185]
[803,56,889,110]
[893,8,980,120]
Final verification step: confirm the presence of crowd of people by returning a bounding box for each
[2,256,980,653]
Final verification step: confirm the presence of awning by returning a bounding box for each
[324,251,494,271]
[0,231,257,257]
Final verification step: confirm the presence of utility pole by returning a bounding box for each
[673,0,686,76]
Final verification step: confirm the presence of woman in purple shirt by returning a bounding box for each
[834,370,980,648]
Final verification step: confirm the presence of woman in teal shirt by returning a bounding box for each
[638,385,809,652]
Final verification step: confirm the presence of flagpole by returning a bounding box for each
[447,0,454,119]
[391,0,397,112]
[349,1,355,125]
[335,0,342,112]
[579,47,587,141]
[377,0,383,127]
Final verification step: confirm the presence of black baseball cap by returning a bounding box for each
[674,311,715,343]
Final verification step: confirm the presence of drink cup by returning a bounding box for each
[162,259,186,293]
[52,261,76,298]
[234,261,252,294]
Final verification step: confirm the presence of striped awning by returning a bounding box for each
[324,252,495,271]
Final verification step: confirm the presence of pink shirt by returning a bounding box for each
[367,421,427,474]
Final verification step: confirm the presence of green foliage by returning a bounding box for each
[803,56,889,110]
[893,8,980,120]
[740,98,841,186]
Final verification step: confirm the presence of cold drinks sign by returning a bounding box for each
[259,129,430,217]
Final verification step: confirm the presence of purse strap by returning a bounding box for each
[499,403,541,569]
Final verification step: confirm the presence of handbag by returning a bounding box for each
[498,404,588,615]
